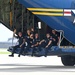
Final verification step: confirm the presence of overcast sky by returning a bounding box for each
[0,23,13,42]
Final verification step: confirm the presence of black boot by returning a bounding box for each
[31,53,34,57]
[18,54,20,57]
[45,51,47,57]
[9,54,14,57]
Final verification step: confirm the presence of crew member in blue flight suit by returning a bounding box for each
[51,30,58,46]
[23,33,35,56]
[45,33,53,57]
[31,33,40,56]
[39,33,53,57]
[9,32,25,57]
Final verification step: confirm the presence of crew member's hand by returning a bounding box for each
[53,38,56,41]
[39,42,41,45]
[46,45,48,48]
[20,45,22,48]
[31,45,34,47]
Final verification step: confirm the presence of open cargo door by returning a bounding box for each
[0,0,14,29]
[18,0,75,45]
[0,0,24,31]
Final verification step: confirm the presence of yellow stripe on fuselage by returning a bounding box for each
[27,8,63,12]
[32,12,63,16]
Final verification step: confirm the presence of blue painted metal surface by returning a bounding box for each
[8,46,75,56]
[18,0,75,45]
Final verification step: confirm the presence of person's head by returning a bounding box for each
[31,28,34,32]
[18,32,22,37]
[46,33,50,38]
[27,29,31,35]
[52,30,56,34]
[35,33,39,39]
[30,34,34,39]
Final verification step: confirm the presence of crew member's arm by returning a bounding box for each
[13,29,18,38]
[45,40,52,48]
[53,38,56,41]
[13,34,18,38]
[31,42,39,47]
[39,40,45,44]
[20,39,25,48]
[34,42,39,47]
[57,36,60,45]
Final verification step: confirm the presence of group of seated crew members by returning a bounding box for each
[9,28,59,57]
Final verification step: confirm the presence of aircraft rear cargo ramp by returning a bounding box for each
[18,0,75,45]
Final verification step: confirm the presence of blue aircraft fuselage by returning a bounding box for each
[18,0,75,44]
